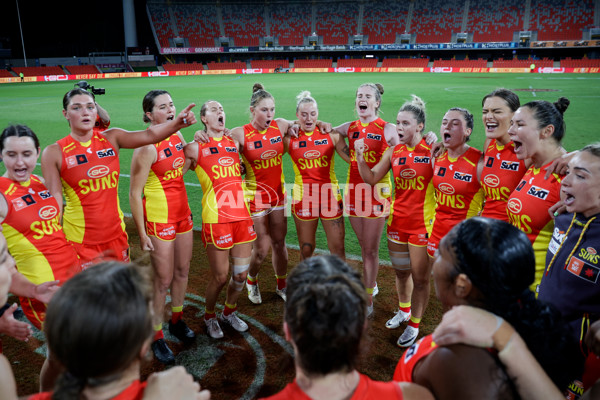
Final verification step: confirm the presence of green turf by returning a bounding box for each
[0,72,598,260]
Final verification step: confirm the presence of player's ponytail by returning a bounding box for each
[250,82,274,109]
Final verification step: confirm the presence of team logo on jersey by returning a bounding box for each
[366,133,382,141]
[299,141,307,148]
[96,148,116,159]
[438,183,455,195]
[260,150,278,160]
[158,148,173,161]
[453,172,473,182]
[507,198,522,214]
[352,131,360,139]
[270,136,282,145]
[87,165,110,179]
[400,169,417,179]
[225,147,237,153]
[172,157,185,169]
[414,156,430,164]
[218,157,235,167]
[248,141,263,150]
[66,154,88,169]
[483,174,500,188]
[303,150,321,160]
[11,194,36,211]
[39,205,58,220]
[566,256,599,283]
[38,190,53,200]
[202,147,219,157]
[515,180,527,192]
[500,161,520,171]
[435,166,446,177]
[485,156,494,168]
[397,157,407,165]
[526,186,549,200]
[314,139,328,146]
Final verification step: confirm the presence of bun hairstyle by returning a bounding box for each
[357,83,384,113]
[521,97,570,142]
[142,89,170,124]
[399,94,426,131]
[250,82,274,108]
[295,90,317,112]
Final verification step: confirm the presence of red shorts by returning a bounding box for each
[71,232,130,270]
[344,181,390,218]
[247,187,286,215]
[146,213,193,241]
[19,296,46,330]
[292,183,343,221]
[387,228,428,247]
[202,219,256,249]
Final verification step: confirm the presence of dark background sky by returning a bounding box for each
[0,0,155,60]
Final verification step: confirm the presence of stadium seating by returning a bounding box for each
[529,0,594,41]
[163,62,205,72]
[269,3,311,46]
[315,2,359,45]
[0,69,15,78]
[172,4,220,47]
[293,59,333,68]
[432,58,488,68]
[560,57,600,68]
[65,65,102,74]
[148,3,174,48]
[250,60,290,69]
[337,58,378,68]
[492,58,553,68]
[362,0,409,44]
[221,3,265,47]
[206,61,247,70]
[412,0,464,43]
[381,58,430,68]
[13,66,65,77]
[466,0,522,43]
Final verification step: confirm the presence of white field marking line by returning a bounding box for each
[529,86,537,97]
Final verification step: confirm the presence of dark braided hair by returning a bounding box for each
[285,255,367,376]
[441,217,582,392]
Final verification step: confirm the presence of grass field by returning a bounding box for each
[0,72,598,260]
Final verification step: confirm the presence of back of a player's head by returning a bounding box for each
[285,255,367,376]
[45,261,153,396]
[441,216,535,312]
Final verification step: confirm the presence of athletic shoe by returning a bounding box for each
[205,317,224,339]
[372,282,379,297]
[275,287,287,302]
[385,309,411,330]
[366,302,374,319]
[219,311,249,332]
[168,319,196,345]
[397,326,419,348]
[247,281,262,304]
[151,338,175,364]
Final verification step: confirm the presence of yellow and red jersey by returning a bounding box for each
[507,163,563,289]
[0,175,80,328]
[57,132,126,245]
[388,138,435,237]
[194,136,251,224]
[480,140,527,222]
[346,118,392,218]
[428,147,484,255]
[241,121,286,213]
[393,334,438,383]
[143,133,191,224]
[288,128,341,199]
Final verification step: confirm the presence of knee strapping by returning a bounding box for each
[389,251,411,270]
[229,276,245,291]
[232,256,251,275]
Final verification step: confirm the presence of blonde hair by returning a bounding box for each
[399,94,427,131]
[357,83,384,114]
[295,90,317,112]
